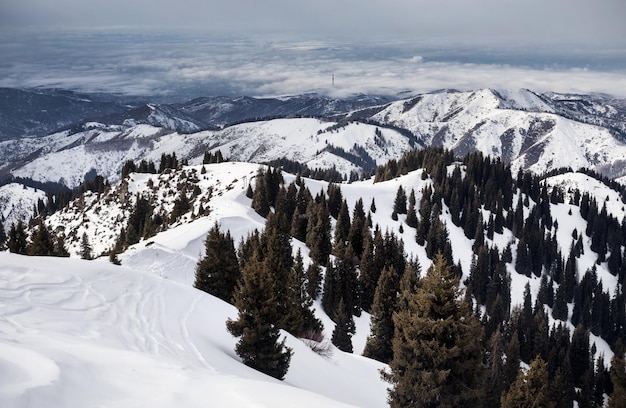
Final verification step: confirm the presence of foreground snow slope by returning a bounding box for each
[0,253,387,408]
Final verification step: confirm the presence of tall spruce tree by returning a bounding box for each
[251,168,270,217]
[609,342,626,408]
[385,253,485,407]
[7,221,28,254]
[0,219,7,249]
[27,219,54,256]
[194,223,240,303]
[226,248,292,380]
[393,185,407,214]
[363,265,399,363]
[80,232,93,260]
[331,298,354,353]
[501,356,555,408]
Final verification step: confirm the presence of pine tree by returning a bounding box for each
[306,199,332,266]
[405,193,418,229]
[53,233,70,257]
[385,253,485,407]
[80,232,93,260]
[194,223,240,303]
[609,342,626,408]
[363,265,399,363]
[306,261,322,299]
[327,183,343,219]
[393,185,407,214]
[226,248,292,380]
[27,219,54,256]
[291,249,323,336]
[0,219,7,248]
[331,298,354,353]
[347,198,366,259]
[358,232,378,312]
[570,325,591,388]
[501,356,555,408]
[260,213,296,332]
[485,327,507,408]
[251,168,270,217]
[334,199,351,244]
[7,220,28,254]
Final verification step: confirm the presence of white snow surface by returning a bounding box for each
[0,253,387,408]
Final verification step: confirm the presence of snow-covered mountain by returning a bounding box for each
[360,88,626,178]
[0,88,139,141]
[2,87,626,230]
[3,157,624,406]
[175,93,391,127]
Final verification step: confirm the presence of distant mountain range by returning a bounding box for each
[1,87,626,228]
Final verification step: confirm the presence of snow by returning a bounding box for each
[0,251,388,408]
[0,183,46,231]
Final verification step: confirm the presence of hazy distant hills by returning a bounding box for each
[0,88,390,141]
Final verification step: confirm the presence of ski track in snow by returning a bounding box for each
[0,253,385,407]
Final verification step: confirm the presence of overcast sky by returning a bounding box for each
[2,0,625,47]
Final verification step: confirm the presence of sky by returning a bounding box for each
[1,0,626,99]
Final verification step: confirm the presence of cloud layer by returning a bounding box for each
[1,31,626,101]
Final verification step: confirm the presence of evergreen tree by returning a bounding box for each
[363,265,399,363]
[226,249,292,380]
[194,223,240,303]
[306,199,332,266]
[171,189,191,221]
[7,221,28,254]
[359,232,379,312]
[485,327,507,408]
[327,240,361,318]
[385,253,485,407]
[347,198,366,259]
[609,342,626,408]
[260,213,297,332]
[327,183,343,219]
[291,249,323,336]
[393,185,407,214]
[569,325,591,388]
[251,168,270,217]
[334,199,351,244]
[501,356,555,408]
[331,298,354,353]
[80,232,93,260]
[53,233,70,257]
[27,219,54,256]
[306,261,323,300]
[0,219,6,248]
[405,192,418,229]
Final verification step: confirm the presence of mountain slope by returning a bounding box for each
[0,252,386,408]
[0,88,137,141]
[3,87,626,233]
[4,152,626,405]
[365,88,626,178]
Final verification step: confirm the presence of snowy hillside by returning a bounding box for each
[0,183,46,229]
[5,118,413,189]
[367,88,626,178]
[3,152,626,405]
[0,253,387,408]
[44,161,625,314]
[3,87,626,231]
